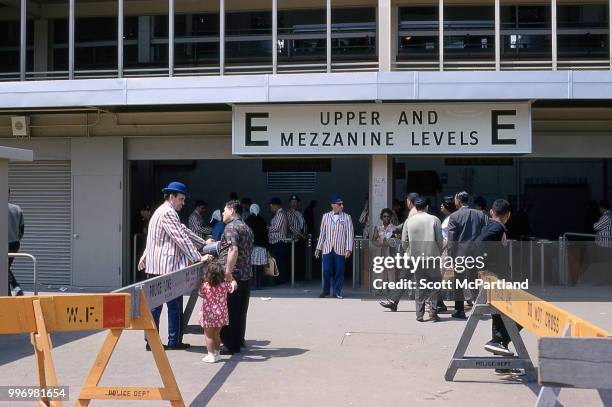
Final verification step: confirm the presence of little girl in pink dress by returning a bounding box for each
[199,261,236,363]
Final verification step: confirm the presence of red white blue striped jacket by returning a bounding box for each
[138,201,206,275]
[269,208,288,244]
[316,211,354,255]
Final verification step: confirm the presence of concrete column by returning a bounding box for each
[118,0,124,77]
[68,0,75,79]
[551,0,557,70]
[378,0,392,71]
[272,0,277,74]
[33,19,49,74]
[438,0,444,71]
[326,0,331,72]
[369,155,392,237]
[220,0,225,75]
[20,0,27,80]
[495,0,500,71]
[168,0,174,76]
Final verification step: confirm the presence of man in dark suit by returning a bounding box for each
[476,199,524,374]
[447,191,488,319]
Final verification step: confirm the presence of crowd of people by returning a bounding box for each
[136,181,357,364]
[90,180,612,371]
[372,191,528,375]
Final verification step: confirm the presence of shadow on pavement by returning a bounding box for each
[189,340,308,406]
[0,330,99,366]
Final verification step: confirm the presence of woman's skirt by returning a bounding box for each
[251,246,268,266]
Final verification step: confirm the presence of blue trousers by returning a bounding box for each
[322,251,345,296]
[271,242,289,284]
[146,273,183,346]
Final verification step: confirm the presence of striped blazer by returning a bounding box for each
[286,208,305,239]
[138,201,206,275]
[269,208,288,244]
[594,210,612,248]
[316,211,354,255]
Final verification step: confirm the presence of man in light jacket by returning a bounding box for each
[402,197,443,322]
[316,194,354,299]
[139,181,209,351]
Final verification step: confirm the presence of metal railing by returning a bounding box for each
[127,231,604,292]
[9,252,38,295]
[505,238,556,289]
[558,232,599,287]
[3,59,611,82]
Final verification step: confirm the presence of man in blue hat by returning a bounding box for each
[139,181,210,350]
[315,194,354,299]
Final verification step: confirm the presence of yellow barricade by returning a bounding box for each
[446,275,611,383]
[488,286,611,338]
[0,292,184,407]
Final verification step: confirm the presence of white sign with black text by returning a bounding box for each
[232,103,531,155]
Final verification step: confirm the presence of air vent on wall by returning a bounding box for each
[267,172,316,193]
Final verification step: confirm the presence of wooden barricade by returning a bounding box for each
[0,291,185,407]
[537,337,612,407]
[445,277,612,407]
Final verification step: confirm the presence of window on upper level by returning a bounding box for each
[398,7,439,67]
[0,19,33,75]
[501,5,552,65]
[443,6,495,62]
[278,8,326,68]
[331,7,376,64]
[173,12,220,71]
[225,11,272,67]
[558,4,609,60]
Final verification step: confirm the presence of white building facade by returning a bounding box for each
[1,0,611,288]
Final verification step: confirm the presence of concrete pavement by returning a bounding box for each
[0,283,611,406]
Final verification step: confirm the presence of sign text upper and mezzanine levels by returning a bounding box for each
[232,103,532,155]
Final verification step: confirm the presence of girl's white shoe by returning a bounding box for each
[202,352,220,363]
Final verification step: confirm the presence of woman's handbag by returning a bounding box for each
[264,251,279,277]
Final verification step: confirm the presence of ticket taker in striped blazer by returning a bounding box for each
[138,181,210,351]
[315,194,354,299]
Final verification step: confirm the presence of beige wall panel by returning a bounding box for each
[532,135,612,158]
[0,139,70,160]
[71,137,123,176]
[0,111,232,138]
[126,135,233,160]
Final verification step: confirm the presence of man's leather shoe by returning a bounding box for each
[436,304,448,313]
[220,347,240,355]
[430,314,441,322]
[319,293,329,298]
[166,342,190,350]
[451,311,467,320]
[379,300,398,312]
[145,343,168,351]
[416,316,424,322]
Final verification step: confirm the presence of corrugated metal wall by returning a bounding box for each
[8,161,72,287]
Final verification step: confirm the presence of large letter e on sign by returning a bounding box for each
[491,110,517,145]
[246,112,269,146]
